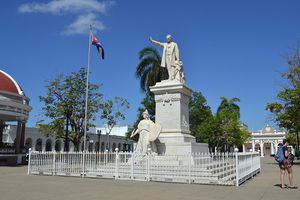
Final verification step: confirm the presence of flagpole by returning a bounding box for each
[83,24,92,177]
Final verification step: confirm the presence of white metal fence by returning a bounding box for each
[27,150,260,186]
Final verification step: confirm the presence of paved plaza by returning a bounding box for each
[0,157,299,200]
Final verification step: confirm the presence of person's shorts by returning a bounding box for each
[279,159,292,169]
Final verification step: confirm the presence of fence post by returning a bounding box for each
[82,150,85,178]
[235,150,239,187]
[131,152,134,180]
[147,148,151,181]
[258,153,261,171]
[105,149,108,165]
[115,148,119,180]
[188,153,191,184]
[52,151,56,176]
[27,148,32,175]
[251,153,253,176]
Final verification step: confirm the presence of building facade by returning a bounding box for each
[3,124,133,153]
[0,70,32,165]
[244,125,286,157]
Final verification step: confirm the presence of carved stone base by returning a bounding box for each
[156,133,208,155]
[150,80,191,134]
[150,80,208,155]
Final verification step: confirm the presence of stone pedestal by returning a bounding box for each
[150,80,208,155]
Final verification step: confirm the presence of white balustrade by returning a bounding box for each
[27,150,260,186]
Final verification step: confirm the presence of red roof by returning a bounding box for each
[0,70,22,95]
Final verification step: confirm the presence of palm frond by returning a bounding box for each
[135,57,157,78]
[139,47,160,60]
[135,46,164,93]
[139,66,153,93]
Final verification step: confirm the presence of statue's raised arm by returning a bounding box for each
[149,36,164,47]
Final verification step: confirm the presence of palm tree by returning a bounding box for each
[135,47,168,93]
[217,97,241,119]
[216,97,241,151]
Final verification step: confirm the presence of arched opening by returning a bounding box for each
[122,143,126,151]
[88,142,93,152]
[35,138,42,151]
[263,142,271,156]
[244,143,252,152]
[45,139,52,151]
[128,144,131,151]
[55,140,62,152]
[112,143,116,151]
[95,142,99,152]
[254,143,260,152]
[25,138,32,150]
[101,142,105,152]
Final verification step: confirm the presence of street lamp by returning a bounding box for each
[97,129,101,152]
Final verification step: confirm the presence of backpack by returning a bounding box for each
[275,146,285,163]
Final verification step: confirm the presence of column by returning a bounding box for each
[252,140,255,152]
[32,141,36,151]
[69,143,74,152]
[242,144,245,152]
[61,142,65,152]
[274,142,278,153]
[15,121,22,154]
[260,141,264,157]
[20,122,26,151]
[271,142,274,155]
[42,140,46,152]
[52,140,56,151]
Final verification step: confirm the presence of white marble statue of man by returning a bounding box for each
[131,110,161,154]
[149,34,182,81]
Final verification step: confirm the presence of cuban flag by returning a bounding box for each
[92,35,105,59]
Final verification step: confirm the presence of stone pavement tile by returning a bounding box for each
[261,189,299,200]
[0,157,300,200]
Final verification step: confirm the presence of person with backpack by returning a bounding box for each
[278,139,297,189]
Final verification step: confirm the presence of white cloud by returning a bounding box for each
[18,0,114,35]
[18,0,113,14]
[62,13,105,35]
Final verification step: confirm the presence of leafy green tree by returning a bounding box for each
[266,48,300,151]
[39,67,103,151]
[135,47,168,93]
[286,132,297,146]
[189,92,214,142]
[100,97,130,150]
[189,94,249,151]
[215,97,250,151]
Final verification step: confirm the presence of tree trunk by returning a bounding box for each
[106,133,109,151]
[296,131,299,153]
[73,141,80,152]
[64,115,69,152]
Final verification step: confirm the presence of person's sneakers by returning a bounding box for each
[281,185,288,189]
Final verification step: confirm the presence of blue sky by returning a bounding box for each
[1,0,300,131]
